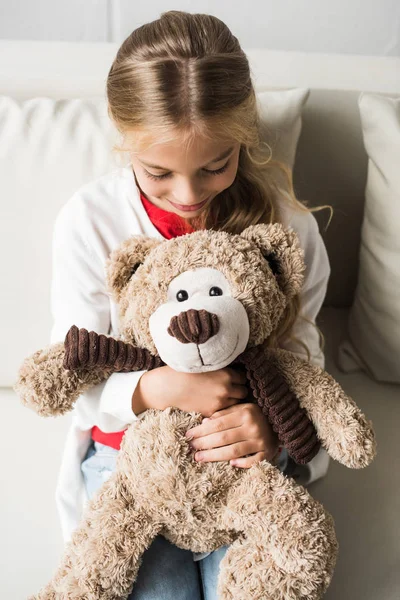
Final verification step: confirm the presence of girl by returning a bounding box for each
[51,10,331,600]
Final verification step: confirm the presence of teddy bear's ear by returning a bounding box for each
[240,223,305,297]
[106,236,162,302]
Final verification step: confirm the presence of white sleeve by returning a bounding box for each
[279,212,331,369]
[49,201,146,432]
[278,212,332,481]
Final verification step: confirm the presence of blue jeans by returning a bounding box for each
[81,441,289,600]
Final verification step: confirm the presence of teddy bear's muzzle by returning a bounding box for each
[167,309,220,345]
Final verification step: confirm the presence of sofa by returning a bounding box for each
[1,40,399,599]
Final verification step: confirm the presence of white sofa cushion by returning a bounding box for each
[338,93,400,383]
[1,88,309,387]
[0,96,120,387]
[257,88,309,166]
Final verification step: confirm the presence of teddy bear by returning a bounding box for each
[15,223,377,600]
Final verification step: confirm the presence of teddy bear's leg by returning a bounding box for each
[267,348,377,468]
[14,342,111,417]
[217,462,338,600]
[30,474,162,600]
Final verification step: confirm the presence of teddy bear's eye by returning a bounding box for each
[265,252,281,276]
[130,263,142,278]
[176,290,189,302]
[209,287,223,297]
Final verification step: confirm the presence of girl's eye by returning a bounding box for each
[144,161,229,181]
[203,162,229,176]
[145,170,172,181]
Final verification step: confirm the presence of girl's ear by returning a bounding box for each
[240,223,305,298]
[106,236,162,302]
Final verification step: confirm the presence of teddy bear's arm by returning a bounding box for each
[14,341,112,417]
[265,348,377,468]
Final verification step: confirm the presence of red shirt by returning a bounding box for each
[91,192,194,450]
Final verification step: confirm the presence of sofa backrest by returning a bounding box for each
[1,41,399,387]
[294,89,370,306]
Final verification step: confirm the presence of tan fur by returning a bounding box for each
[14,342,112,417]
[110,224,304,352]
[15,223,376,599]
[28,409,338,600]
[266,349,377,468]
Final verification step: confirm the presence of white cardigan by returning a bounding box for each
[50,166,331,543]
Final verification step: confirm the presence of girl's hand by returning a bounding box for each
[133,365,249,417]
[185,403,281,468]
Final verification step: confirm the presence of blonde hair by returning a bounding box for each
[107,10,331,358]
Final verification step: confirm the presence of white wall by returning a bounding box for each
[0,0,399,56]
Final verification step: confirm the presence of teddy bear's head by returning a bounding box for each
[106,224,304,373]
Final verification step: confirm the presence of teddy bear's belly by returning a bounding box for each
[156,457,243,552]
[118,407,245,549]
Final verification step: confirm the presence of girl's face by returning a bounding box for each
[130,134,240,218]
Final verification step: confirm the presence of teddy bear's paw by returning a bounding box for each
[15,342,109,417]
[14,342,70,416]
[217,535,334,600]
[325,411,377,469]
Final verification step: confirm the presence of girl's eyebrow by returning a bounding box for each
[138,146,234,170]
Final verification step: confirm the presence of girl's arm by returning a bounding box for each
[50,198,147,431]
[278,210,331,368]
[277,209,331,481]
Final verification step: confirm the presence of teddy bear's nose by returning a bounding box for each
[168,309,220,344]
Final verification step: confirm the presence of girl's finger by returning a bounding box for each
[230,451,267,469]
[189,425,247,451]
[186,407,243,438]
[209,402,254,420]
[194,441,260,464]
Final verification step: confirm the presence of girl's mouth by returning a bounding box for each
[167,197,210,212]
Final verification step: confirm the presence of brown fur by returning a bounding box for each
[15,223,376,599]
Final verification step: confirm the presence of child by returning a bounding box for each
[50,11,331,600]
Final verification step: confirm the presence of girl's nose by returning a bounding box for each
[172,179,204,206]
